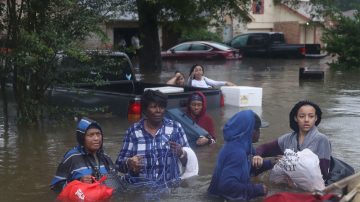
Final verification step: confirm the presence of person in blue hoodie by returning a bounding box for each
[208,110,274,201]
[50,118,116,193]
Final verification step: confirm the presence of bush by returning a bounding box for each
[322,9,360,69]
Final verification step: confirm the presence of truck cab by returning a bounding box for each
[227,32,306,58]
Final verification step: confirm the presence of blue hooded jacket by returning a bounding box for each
[208,110,265,201]
[50,118,115,192]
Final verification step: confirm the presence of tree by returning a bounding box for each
[126,0,340,71]
[0,0,119,124]
[322,8,360,69]
[127,0,252,72]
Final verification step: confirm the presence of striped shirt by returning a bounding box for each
[50,146,114,192]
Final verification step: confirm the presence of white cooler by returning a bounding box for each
[221,86,262,107]
[144,86,184,94]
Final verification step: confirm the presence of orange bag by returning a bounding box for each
[57,175,113,202]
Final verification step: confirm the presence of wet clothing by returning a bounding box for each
[186,91,216,144]
[116,118,189,182]
[50,146,115,192]
[208,110,270,201]
[188,76,226,88]
[256,126,331,180]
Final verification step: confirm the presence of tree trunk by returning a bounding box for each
[136,0,162,72]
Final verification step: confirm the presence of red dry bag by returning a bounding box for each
[57,175,113,202]
[264,192,340,202]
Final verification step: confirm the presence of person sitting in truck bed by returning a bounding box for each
[186,91,216,146]
[166,71,186,86]
[187,64,236,88]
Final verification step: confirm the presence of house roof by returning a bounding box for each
[280,3,324,22]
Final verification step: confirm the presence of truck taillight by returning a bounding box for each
[299,47,306,55]
[128,99,141,123]
[220,93,224,107]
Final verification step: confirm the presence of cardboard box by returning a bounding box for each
[144,86,184,94]
[221,86,262,107]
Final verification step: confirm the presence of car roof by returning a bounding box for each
[173,41,233,50]
[236,32,284,36]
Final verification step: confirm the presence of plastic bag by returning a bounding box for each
[102,172,127,193]
[177,147,199,179]
[57,175,113,202]
[325,156,355,185]
[269,148,325,191]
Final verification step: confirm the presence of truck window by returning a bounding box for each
[231,35,248,48]
[56,51,134,85]
[271,33,285,44]
[248,35,266,46]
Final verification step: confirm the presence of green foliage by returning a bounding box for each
[322,9,360,69]
[332,0,360,11]
[180,28,222,42]
[1,0,121,124]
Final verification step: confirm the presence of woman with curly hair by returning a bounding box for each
[256,100,332,180]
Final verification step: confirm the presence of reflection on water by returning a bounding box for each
[1,56,360,201]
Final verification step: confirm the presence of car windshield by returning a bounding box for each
[207,42,233,50]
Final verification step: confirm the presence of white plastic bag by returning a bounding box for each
[269,148,325,191]
[178,147,199,179]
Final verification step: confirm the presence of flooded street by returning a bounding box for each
[1,56,360,201]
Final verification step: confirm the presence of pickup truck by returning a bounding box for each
[49,51,222,122]
[226,32,306,58]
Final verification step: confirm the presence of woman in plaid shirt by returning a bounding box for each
[116,90,190,184]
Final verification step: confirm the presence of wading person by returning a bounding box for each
[50,118,116,192]
[256,100,332,181]
[116,90,192,183]
[186,91,216,146]
[208,110,273,201]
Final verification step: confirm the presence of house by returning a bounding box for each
[83,1,327,50]
[80,12,140,51]
[221,0,325,46]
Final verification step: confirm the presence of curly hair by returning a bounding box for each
[289,100,322,132]
[141,90,168,112]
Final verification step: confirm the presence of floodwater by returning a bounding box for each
[1,56,360,201]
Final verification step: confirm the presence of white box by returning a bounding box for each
[144,86,184,94]
[221,86,262,107]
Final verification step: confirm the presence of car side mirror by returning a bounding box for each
[170,49,175,53]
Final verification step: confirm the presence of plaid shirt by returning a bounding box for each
[116,118,189,182]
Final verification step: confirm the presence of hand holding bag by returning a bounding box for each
[57,175,113,202]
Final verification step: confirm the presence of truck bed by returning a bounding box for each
[49,80,222,117]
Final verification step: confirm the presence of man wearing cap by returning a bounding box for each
[186,91,217,146]
[208,110,274,201]
[50,118,116,192]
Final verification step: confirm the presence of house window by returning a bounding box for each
[252,0,264,14]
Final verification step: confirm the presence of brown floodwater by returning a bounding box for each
[1,56,360,201]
